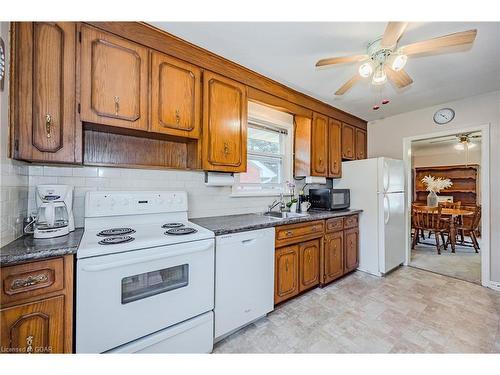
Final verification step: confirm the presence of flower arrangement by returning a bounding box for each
[421,175,453,193]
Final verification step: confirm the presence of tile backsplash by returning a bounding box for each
[28,165,283,228]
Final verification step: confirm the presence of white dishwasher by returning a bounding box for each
[214,227,275,341]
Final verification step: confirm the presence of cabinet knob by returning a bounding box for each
[285,230,293,237]
[45,114,52,138]
[114,96,120,115]
[175,109,180,124]
[26,335,34,354]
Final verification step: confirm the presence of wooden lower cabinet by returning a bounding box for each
[298,239,320,292]
[274,245,299,304]
[0,255,73,354]
[344,227,359,273]
[323,231,344,284]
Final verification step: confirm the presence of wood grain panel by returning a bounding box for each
[342,123,355,160]
[85,22,367,130]
[10,22,80,163]
[275,220,324,248]
[293,115,312,177]
[344,227,359,272]
[80,25,148,130]
[299,239,320,292]
[355,128,367,160]
[323,231,344,284]
[274,245,299,304]
[150,51,201,138]
[328,118,342,178]
[202,71,247,172]
[311,112,328,176]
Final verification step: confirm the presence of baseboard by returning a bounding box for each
[487,281,500,291]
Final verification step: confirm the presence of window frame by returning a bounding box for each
[231,115,294,197]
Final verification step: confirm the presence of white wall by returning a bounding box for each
[412,143,481,168]
[0,22,28,247]
[368,91,500,283]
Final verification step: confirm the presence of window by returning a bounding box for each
[232,105,293,196]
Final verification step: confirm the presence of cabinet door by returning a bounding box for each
[328,118,342,178]
[341,123,355,160]
[311,112,328,176]
[344,227,359,273]
[11,22,80,163]
[298,239,320,292]
[150,51,201,138]
[323,232,344,284]
[80,25,148,131]
[355,128,367,160]
[202,71,247,172]
[274,245,299,304]
[0,296,65,354]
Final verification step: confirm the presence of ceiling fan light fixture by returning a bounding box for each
[372,66,387,85]
[390,53,408,71]
[358,62,373,78]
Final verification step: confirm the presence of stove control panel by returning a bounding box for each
[85,191,188,217]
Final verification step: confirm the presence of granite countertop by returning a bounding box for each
[0,228,84,267]
[191,209,362,236]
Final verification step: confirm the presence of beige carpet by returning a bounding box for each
[410,235,481,284]
[213,267,500,353]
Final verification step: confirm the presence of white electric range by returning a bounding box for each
[76,191,215,353]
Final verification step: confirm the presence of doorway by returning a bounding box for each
[403,125,490,287]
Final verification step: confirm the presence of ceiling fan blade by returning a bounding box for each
[381,22,408,48]
[385,67,413,88]
[400,29,477,56]
[334,75,361,95]
[316,54,368,67]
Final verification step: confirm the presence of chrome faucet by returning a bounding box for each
[268,193,286,213]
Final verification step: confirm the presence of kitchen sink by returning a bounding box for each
[262,211,308,219]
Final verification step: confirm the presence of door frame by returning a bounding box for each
[402,123,491,288]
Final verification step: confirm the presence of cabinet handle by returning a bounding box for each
[114,96,120,115]
[45,114,52,138]
[175,109,180,124]
[223,142,230,156]
[285,230,293,237]
[285,259,289,272]
[11,273,48,290]
[26,335,34,354]
[311,226,318,232]
[308,253,311,263]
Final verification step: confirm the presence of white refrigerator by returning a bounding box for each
[333,157,406,276]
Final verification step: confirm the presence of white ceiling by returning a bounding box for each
[150,22,500,121]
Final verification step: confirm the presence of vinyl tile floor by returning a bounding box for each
[410,235,481,284]
[213,267,500,353]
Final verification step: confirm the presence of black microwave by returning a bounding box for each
[309,188,350,211]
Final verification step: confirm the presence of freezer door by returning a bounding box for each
[379,192,406,273]
[379,158,405,193]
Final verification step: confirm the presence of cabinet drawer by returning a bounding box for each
[275,220,324,247]
[343,215,358,229]
[1,258,64,306]
[325,217,343,233]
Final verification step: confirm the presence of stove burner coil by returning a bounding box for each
[97,228,136,237]
[165,227,198,235]
[98,236,135,245]
[161,223,185,229]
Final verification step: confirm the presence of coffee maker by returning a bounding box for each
[34,185,75,239]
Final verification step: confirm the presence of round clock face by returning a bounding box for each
[433,108,455,125]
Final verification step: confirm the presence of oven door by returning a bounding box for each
[76,239,214,353]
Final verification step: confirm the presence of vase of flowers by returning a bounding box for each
[421,175,453,207]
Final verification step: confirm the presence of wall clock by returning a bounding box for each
[433,108,455,125]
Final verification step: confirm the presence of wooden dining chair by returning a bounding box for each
[453,205,482,252]
[412,204,448,254]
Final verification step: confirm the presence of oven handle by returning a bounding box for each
[81,242,213,272]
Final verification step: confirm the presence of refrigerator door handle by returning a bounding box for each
[383,159,391,194]
[384,194,391,225]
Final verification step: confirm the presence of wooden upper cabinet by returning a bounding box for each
[10,22,80,163]
[341,123,355,160]
[80,25,148,131]
[202,71,247,172]
[275,245,299,304]
[298,239,320,292]
[323,231,344,284]
[355,128,367,160]
[150,51,201,138]
[328,118,342,178]
[344,227,359,273]
[311,112,328,176]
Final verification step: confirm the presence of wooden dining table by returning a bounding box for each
[417,206,474,252]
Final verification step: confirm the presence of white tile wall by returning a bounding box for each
[27,165,282,228]
[0,22,29,247]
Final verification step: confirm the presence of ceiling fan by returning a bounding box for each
[429,132,481,148]
[316,22,478,96]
